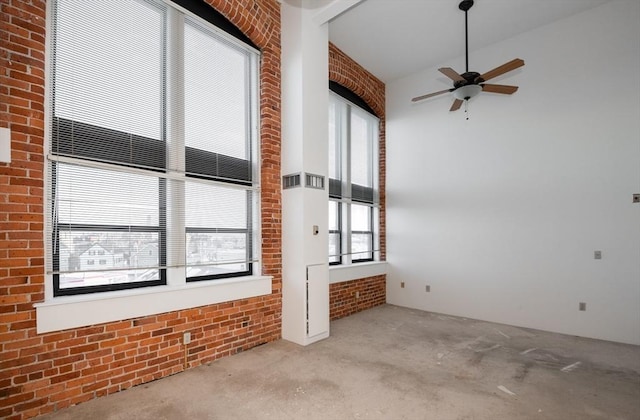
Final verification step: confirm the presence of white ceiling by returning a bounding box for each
[328,0,612,82]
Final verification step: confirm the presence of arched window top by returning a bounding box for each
[172,0,259,50]
[329,81,378,118]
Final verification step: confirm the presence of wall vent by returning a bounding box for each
[305,173,325,190]
[282,173,301,189]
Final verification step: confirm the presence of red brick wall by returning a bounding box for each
[329,43,385,118]
[0,1,281,419]
[328,43,386,318]
[330,275,386,321]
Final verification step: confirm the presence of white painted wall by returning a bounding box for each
[386,1,640,345]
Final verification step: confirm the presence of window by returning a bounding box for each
[328,90,380,265]
[48,0,260,296]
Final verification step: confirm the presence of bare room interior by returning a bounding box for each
[1,0,639,419]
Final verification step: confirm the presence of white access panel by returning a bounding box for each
[307,263,329,339]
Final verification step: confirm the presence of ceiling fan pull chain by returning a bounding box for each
[465,100,469,120]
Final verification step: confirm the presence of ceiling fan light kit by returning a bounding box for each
[453,84,481,101]
[411,0,525,114]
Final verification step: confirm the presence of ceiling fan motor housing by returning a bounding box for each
[454,72,482,89]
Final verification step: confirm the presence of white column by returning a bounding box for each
[280,0,332,345]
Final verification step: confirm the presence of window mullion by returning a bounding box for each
[369,205,375,260]
[343,103,352,265]
[249,51,260,275]
[370,117,378,201]
[370,117,380,261]
[342,103,351,200]
[166,7,186,285]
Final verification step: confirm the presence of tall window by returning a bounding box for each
[328,90,380,265]
[48,0,260,296]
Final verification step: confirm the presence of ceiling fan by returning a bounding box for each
[411,0,524,112]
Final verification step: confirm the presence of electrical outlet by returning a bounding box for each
[400,282,405,288]
[579,302,586,311]
[594,250,602,260]
[425,285,431,292]
[355,291,360,299]
[183,332,191,345]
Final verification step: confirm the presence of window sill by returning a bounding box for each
[329,261,387,284]
[34,275,272,333]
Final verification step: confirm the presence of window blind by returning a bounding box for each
[328,89,378,204]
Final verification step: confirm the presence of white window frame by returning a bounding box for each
[36,0,271,333]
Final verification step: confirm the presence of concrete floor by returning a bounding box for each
[41,304,640,420]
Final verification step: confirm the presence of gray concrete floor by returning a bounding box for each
[41,304,640,420]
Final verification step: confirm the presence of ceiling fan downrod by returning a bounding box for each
[459,0,474,73]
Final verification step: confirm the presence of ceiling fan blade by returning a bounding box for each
[411,88,453,102]
[450,99,463,112]
[479,58,524,82]
[438,67,465,82]
[481,84,519,94]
